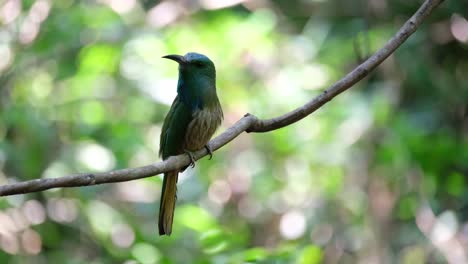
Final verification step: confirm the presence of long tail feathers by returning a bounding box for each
[158,171,178,236]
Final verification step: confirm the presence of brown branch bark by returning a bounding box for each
[0,0,445,196]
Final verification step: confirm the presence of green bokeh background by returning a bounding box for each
[0,0,467,263]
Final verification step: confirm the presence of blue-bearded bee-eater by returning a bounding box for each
[158,52,223,235]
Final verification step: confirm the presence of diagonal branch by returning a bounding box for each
[0,0,445,196]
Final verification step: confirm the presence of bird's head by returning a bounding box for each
[162,52,216,80]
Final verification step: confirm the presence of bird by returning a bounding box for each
[158,52,223,236]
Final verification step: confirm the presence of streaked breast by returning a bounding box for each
[184,104,223,151]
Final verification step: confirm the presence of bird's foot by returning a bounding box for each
[205,145,213,160]
[184,150,196,168]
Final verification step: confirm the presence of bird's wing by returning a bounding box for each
[159,96,193,159]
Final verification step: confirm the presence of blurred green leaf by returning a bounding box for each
[176,205,216,233]
[199,229,229,254]
[445,171,464,197]
[297,245,323,264]
[79,44,121,74]
[132,243,161,264]
[243,247,269,262]
[397,194,418,220]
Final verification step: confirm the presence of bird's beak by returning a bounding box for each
[162,54,186,64]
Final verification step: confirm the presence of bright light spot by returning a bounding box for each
[283,159,316,208]
[269,66,304,102]
[302,64,329,90]
[22,200,46,225]
[28,0,51,24]
[234,150,265,176]
[227,170,251,193]
[281,186,308,207]
[1,233,19,254]
[430,210,458,244]
[129,147,154,168]
[416,205,435,234]
[100,0,136,14]
[200,0,246,10]
[0,212,17,234]
[1,0,21,24]
[76,142,116,171]
[451,14,468,43]
[21,229,42,255]
[140,78,178,105]
[111,223,135,248]
[132,243,161,264]
[121,35,176,105]
[42,161,72,180]
[120,54,145,80]
[87,201,120,235]
[122,33,166,69]
[47,198,78,223]
[19,18,40,44]
[0,44,13,72]
[147,2,180,28]
[114,182,159,203]
[228,150,263,193]
[337,109,371,147]
[7,208,29,231]
[284,158,311,182]
[279,210,306,240]
[208,180,232,205]
[177,168,192,184]
[31,71,53,101]
[145,125,161,154]
[286,36,317,63]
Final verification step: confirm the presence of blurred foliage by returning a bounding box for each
[0,0,467,263]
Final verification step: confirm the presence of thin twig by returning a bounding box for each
[0,0,445,196]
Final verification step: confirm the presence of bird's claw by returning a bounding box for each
[184,150,196,168]
[205,145,213,160]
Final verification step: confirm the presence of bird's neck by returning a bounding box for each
[177,75,218,110]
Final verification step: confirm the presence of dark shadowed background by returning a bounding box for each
[0,0,467,263]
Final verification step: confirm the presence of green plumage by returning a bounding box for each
[159,96,192,159]
[158,52,223,236]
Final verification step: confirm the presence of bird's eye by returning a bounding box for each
[194,62,204,68]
